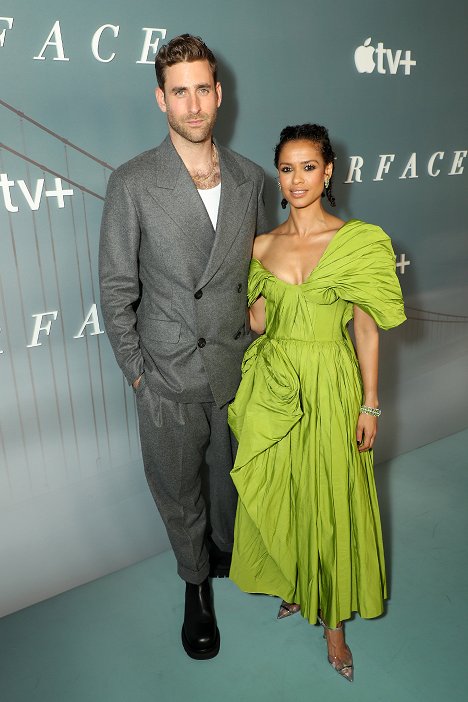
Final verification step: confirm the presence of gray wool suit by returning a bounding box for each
[99,135,267,583]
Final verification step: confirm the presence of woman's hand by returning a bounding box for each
[356,412,378,452]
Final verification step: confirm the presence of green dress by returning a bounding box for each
[228,219,406,627]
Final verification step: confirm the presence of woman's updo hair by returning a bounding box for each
[274,124,336,207]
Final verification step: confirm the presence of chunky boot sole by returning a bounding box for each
[181,626,220,660]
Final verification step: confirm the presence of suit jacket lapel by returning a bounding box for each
[145,136,215,260]
[197,144,253,289]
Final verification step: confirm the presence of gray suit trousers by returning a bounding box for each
[135,375,238,584]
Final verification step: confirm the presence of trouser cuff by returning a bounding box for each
[178,558,210,585]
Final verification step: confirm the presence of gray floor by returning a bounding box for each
[1,429,467,702]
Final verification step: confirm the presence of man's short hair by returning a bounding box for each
[155,34,218,90]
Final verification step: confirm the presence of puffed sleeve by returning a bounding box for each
[334,225,406,330]
[247,259,268,306]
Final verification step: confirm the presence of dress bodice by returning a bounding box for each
[248,219,406,342]
[251,262,352,342]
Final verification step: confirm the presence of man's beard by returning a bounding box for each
[166,109,217,144]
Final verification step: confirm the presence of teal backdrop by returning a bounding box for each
[1,0,467,615]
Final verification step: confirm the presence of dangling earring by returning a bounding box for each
[324,177,330,189]
[278,179,287,208]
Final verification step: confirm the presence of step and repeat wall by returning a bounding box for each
[1,0,467,615]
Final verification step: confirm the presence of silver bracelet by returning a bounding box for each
[360,405,381,417]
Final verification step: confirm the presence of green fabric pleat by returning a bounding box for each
[228,219,406,627]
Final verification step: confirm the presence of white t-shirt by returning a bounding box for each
[197,183,221,230]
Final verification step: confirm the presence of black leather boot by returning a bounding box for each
[208,540,232,578]
[181,578,220,660]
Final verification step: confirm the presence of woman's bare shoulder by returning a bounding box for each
[253,226,285,259]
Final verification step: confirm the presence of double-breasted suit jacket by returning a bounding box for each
[99,136,267,407]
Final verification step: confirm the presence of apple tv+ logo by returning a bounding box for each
[354,38,416,75]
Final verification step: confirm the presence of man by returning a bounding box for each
[99,34,267,660]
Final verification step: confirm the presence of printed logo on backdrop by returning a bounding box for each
[343,150,467,183]
[0,174,73,212]
[354,37,416,75]
[0,17,167,64]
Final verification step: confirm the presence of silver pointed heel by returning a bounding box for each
[277,600,301,620]
[318,615,354,682]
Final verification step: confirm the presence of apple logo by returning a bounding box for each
[354,37,376,73]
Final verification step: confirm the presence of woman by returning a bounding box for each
[228,124,405,682]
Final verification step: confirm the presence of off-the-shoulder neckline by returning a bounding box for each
[252,219,358,286]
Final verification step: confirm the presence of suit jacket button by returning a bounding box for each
[197,338,206,348]
[237,283,243,292]
[194,289,203,299]
[234,331,241,340]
